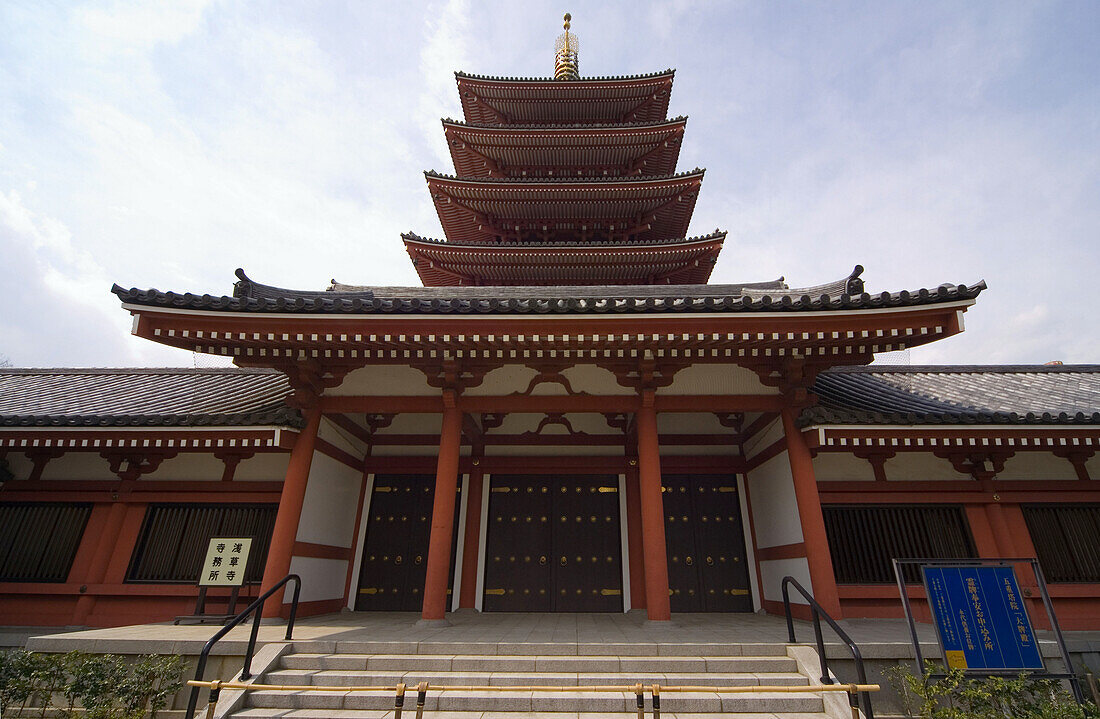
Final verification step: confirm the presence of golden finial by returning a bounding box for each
[555,12,579,80]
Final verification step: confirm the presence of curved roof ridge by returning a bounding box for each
[400,230,726,248]
[455,69,675,83]
[424,168,704,183]
[441,116,689,130]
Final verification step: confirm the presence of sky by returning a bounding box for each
[0,0,1097,368]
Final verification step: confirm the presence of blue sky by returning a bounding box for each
[1,0,1097,367]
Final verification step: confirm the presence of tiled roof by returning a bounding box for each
[112,266,984,315]
[423,168,703,183]
[805,365,1100,426]
[0,368,301,428]
[441,116,689,130]
[454,69,675,83]
[400,231,725,249]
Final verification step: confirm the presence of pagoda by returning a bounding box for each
[403,14,723,287]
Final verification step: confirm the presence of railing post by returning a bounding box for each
[782,578,795,643]
[811,608,831,685]
[239,598,265,680]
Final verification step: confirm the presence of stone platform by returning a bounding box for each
[16,612,1100,719]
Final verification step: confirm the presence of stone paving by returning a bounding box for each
[16,610,1099,657]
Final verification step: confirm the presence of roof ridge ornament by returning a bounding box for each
[555,12,579,81]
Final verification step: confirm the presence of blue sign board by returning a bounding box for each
[922,565,1044,672]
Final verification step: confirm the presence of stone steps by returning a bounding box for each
[234,711,831,719]
[244,688,824,714]
[230,641,833,717]
[266,668,811,687]
[280,653,799,673]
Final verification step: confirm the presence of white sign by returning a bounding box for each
[198,537,253,586]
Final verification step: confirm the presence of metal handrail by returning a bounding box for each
[183,573,301,719]
[782,575,874,719]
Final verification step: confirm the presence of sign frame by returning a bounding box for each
[893,558,1083,704]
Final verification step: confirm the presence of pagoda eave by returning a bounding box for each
[425,172,704,244]
[403,233,725,287]
[455,71,674,125]
[443,118,687,178]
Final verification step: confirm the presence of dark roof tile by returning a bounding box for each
[804,365,1100,426]
[0,368,301,428]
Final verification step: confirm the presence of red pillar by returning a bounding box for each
[71,501,129,625]
[260,407,322,617]
[636,391,671,621]
[422,396,463,621]
[781,408,842,618]
[458,464,485,609]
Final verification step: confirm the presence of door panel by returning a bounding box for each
[482,475,552,611]
[484,474,622,612]
[663,474,753,612]
[552,475,623,612]
[355,474,461,611]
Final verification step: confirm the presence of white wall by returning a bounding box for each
[234,453,290,481]
[812,452,876,482]
[745,432,812,605]
[287,556,349,603]
[144,453,226,481]
[996,452,1079,481]
[296,453,362,549]
[39,453,118,481]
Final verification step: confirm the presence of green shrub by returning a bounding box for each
[0,650,184,719]
[886,663,1100,719]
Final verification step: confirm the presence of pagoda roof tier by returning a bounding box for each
[113,268,984,367]
[442,118,687,178]
[455,70,674,125]
[401,231,725,286]
[424,170,704,244]
[113,266,986,317]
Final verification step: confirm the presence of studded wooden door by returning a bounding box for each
[662,474,753,612]
[483,474,622,612]
[355,474,461,611]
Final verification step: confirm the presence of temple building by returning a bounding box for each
[1,16,1098,632]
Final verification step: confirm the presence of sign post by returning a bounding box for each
[175,537,254,625]
[893,558,1083,703]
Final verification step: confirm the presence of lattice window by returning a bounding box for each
[1023,504,1100,583]
[823,505,977,584]
[0,503,92,582]
[126,504,277,583]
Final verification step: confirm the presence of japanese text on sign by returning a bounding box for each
[198,537,253,587]
[922,565,1043,672]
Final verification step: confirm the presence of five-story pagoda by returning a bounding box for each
[403,14,723,287]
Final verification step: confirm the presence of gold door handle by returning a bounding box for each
[685,556,693,566]
[394,555,403,565]
[414,555,423,565]
[539,555,548,565]
[706,556,714,566]
[560,556,567,566]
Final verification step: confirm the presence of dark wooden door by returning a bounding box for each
[355,474,461,611]
[483,474,622,612]
[663,474,753,612]
[482,475,553,611]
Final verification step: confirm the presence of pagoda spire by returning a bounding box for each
[554,13,579,80]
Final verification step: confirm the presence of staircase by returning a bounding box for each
[228,640,839,718]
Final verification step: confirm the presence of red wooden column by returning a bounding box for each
[422,392,463,621]
[780,408,842,618]
[636,390,671,621]
[71,502,129,625]
[260,406,322,617]
[458,461,485,609]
